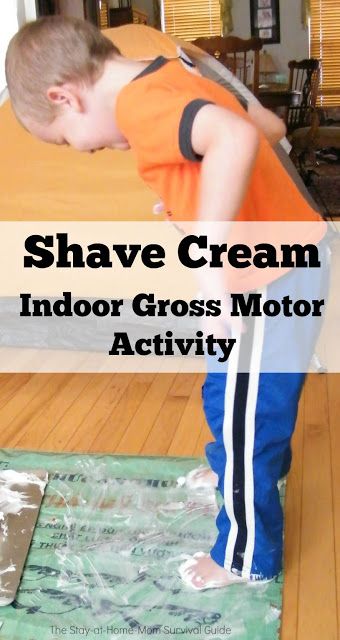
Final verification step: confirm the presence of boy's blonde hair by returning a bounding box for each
[5,16,120,125]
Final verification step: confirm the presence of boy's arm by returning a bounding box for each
[247,102,287,146]
[180,47,286,146]
[190,103,260,333]
[191,103,260,222]
[153,103,283,213]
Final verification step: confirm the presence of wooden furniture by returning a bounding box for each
[192,36,263,96]
[82,0,134,29]
[286,59,320,133]
[132,8,148,25]
[285,59,322,175]
[37,0,141,28]
[259,85,301,109]
[36,0,60,15]
[37,0,108,27]
[82,0,96,24]
[109,5,133,27]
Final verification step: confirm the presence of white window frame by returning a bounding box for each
[0,0,37,105]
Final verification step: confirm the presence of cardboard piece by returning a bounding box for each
[0,470,48,606]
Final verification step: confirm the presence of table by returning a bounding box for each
[258,84,301,109]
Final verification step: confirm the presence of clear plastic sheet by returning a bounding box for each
[0,449,283,639]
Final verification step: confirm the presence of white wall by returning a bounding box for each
[232,0,309,80]
[17,0,38,24]
[0,1,20,94]
[59,0,85,19]
[23,0,37,22]
[0,0,37,102]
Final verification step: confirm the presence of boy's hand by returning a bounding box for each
[247,102,287,146]
[189,105,258,341]
[201,295,244,341]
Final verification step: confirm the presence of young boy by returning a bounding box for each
[6,17,328,590]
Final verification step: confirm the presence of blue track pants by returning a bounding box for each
[203,235,330,580]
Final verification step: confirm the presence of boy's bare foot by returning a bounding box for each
[179,552,249,590]
[185,467,218,490]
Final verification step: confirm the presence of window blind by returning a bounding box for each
[99,1,109,29]
[310,0,340,106]
[161,0,221,41]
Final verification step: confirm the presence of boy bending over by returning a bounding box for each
[6,17,329,590]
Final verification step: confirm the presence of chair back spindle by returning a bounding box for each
[287,59,320,133]
[192,35,263,96]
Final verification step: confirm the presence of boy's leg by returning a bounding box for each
[186,395,291,491]
[203,369,305,581]
[187,236,330,585]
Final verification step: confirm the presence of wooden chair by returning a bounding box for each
[287,59,340,221]
[286,59,320,134]
[287,59,322,174]
[191,36,263,96]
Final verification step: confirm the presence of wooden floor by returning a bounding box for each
[0,371,338,639]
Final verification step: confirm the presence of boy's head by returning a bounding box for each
[6,16,130,152]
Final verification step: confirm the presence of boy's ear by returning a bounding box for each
[46,85,83,112]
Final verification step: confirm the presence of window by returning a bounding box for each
[310,0,340,106]
[161,0,221,41]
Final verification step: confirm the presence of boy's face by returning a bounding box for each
[25,82,130,153]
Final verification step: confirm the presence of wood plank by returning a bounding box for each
[193,419,211,457]
[142,374,199,455]
[327,373,340,635]
[298,373,337,640]
[0,374,68,447]
[87,373,155,453]
[67,373,136,452]
[168,374,205,456]
[169,373,198,397]
[142,395,188,455]
[16,374,95,449]
[114,373,176,454]
[0,374,32,410]
[281,386,305,640]
[41,373,115,451]
[0,374,12,385]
